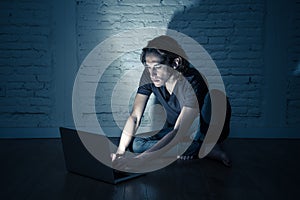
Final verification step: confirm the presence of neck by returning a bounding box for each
[165,75,177,94]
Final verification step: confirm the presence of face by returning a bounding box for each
[144,54,171,87]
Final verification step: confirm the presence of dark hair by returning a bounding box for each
[140,36,189,74]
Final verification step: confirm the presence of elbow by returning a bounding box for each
[129,114,141,126]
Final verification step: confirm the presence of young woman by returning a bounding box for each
[112,35,232,169]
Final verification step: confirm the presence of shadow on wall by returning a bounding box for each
[167,3,233,86]
[167,1,265,129]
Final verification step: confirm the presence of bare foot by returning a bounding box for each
[177,141,232,167]
[206,144,232,167]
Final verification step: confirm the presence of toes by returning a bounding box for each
[178,155,185,160]
[178,155,195,160]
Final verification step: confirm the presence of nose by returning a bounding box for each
[148,67,157,78]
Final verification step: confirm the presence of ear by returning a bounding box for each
[173,57,182,69]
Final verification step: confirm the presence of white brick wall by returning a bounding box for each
[0,0,299,138]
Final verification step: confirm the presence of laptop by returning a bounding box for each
[59,127,144,184]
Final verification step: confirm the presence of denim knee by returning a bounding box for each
[132,137,158,153]
[132,138,143,153]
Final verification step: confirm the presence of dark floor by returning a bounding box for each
[0,138,299,200]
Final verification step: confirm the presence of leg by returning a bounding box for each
[200,90,232,167]
[200,91,231,143]
[180,91,232,167]
[131,127,173,153]
[132,136,159,153]
[179,92,212,160]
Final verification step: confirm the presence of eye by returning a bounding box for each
[154,65,162,69]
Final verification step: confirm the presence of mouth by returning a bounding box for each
[152,79,161,84]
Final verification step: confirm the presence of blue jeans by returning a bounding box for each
[131,92,231,153]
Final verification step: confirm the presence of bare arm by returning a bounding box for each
[137,106,198,159]
[115,93,149,156]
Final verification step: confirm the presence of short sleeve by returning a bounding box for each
[182,79,199,109]
[137,68,153,96]
[184,67,209,110]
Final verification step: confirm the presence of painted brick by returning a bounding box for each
[0,0,298,136]
[0,0,52,128]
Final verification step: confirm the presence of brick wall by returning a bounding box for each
[167,1,265,128]
[0,0,299,138]
[0,1,53,128]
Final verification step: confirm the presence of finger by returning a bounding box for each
[111,153,116,162]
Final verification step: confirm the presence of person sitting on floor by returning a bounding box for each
[111,35,232,169]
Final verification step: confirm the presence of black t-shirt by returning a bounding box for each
[137,67,208,126]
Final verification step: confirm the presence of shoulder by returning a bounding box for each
[183,67,207,88]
